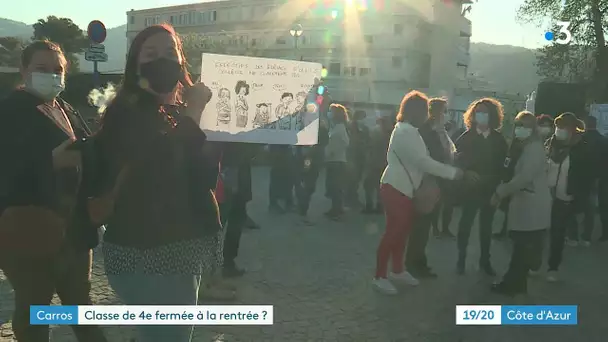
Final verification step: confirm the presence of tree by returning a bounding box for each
[517,0,608,101]
[0,36,25,67]
[180,33,227,75]
[32,16,89,73]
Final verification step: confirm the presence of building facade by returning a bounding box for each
[126,0,472,109]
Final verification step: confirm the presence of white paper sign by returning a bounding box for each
[589,104,608,135]
[199,54,322,145]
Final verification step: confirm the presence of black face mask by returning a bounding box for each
[139,58,182,94]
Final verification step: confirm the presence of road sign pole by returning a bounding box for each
[93,61,99,88]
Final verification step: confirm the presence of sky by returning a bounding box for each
[4,0,550,49]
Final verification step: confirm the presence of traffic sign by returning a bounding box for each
[85,51,108,62]
[89,44,105,53]
[87,20,107,44]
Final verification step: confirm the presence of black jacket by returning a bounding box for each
[454,129,508,197]
[0,89,98,250]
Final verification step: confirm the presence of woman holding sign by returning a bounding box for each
[92,24,220,342]
[0,41,107,341]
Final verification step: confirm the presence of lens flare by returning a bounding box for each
[317,85,326,95]
[331,10,338,19]
[321,68,328,78]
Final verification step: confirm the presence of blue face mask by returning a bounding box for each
[475,112,489,126]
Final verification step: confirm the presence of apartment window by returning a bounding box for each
[301,36,307,45]
[392,56,402,68]
[343,66,356,76]
[276,37,287,44]
[189,11,196,25]
[210,11,217,22]
[364,35,373,44]
[394,24,403,35]
[170,15,175,24]
[129,16,135,25]
[360,68,371,76]
[328,62,341,76]
[251,38,257,46]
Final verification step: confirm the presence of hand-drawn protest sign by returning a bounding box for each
[199,54,322,145]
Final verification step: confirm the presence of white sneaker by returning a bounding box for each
[546,271,559,282]
[580,240,591,247]
[389,271,420,286]
[372,278,398,295]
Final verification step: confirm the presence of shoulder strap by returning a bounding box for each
[392,150,417,191]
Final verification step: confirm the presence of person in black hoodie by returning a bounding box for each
[546,113,593,282]
[579,115,607,245]
[454,98,507,275]
[406,98,458,277]
[0,40,106,341]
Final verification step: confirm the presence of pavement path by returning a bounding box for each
[1,167,607,341]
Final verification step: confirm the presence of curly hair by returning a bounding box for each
[428,97,448,121]
[555,112,585,133]
[329,103,348,124]
[462,97,504,130]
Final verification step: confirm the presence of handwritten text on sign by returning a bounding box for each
[199,54,321,145]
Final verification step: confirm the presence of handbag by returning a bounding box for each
[392,150,440,214]
[0,206,66,258]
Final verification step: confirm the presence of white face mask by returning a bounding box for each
[554,128,570,141]
[514,126,532,140]
[475,112,489,126]
[27,72,65,101]
[538,126,552,136]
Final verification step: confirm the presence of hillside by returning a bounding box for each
[1,18,541,93]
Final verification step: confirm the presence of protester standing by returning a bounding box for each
[372,91,468,295]
[546,113,593,282]
[324,104,350,220]
[0,40,107,342]
[345,110,369,207]
[405,98,456,278]
[490,111,551,295]
[362,115,393,214]
[454,98,508,276]
[93,24,220,342]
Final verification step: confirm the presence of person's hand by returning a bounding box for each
[52,138,81,169]
[183,82,212,122]
[490,193,501,207]
[454,168,464,180]
[463,170,480,184]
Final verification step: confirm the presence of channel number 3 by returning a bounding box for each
[555,21,572,45]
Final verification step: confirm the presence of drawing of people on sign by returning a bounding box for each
[294,91,307,131]
[234,80,250,128]
[216,88,232,126]
[275,92,293,130]
[253,103,272,128]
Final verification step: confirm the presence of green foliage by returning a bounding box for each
[180,33,227,74]
[517,0,608,100]
[32,16,89,73]
[0,36,25,67]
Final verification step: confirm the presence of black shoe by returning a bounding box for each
[269,203,285,214]
[490,282,525,296]
[223,266,246,278]
[411,267,437,279]
[480,263,496,276]
[456,259,465,275]
[246,217,261,230]
[361,206,374,214]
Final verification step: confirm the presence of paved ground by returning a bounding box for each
[1,167,607,341]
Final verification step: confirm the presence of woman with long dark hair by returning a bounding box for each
[0,40,107,341]
[454,98,508,276]
[91,24,220,342]
[324,103,350,219]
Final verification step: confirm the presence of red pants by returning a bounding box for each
[375,183,415,278]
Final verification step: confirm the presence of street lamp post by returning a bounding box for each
[289,24,303,59]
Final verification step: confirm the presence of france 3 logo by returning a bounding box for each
[544,21,572,45]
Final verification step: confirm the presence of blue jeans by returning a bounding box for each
[106,273,201,342]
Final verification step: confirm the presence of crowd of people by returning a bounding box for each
[0,22,607,342]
